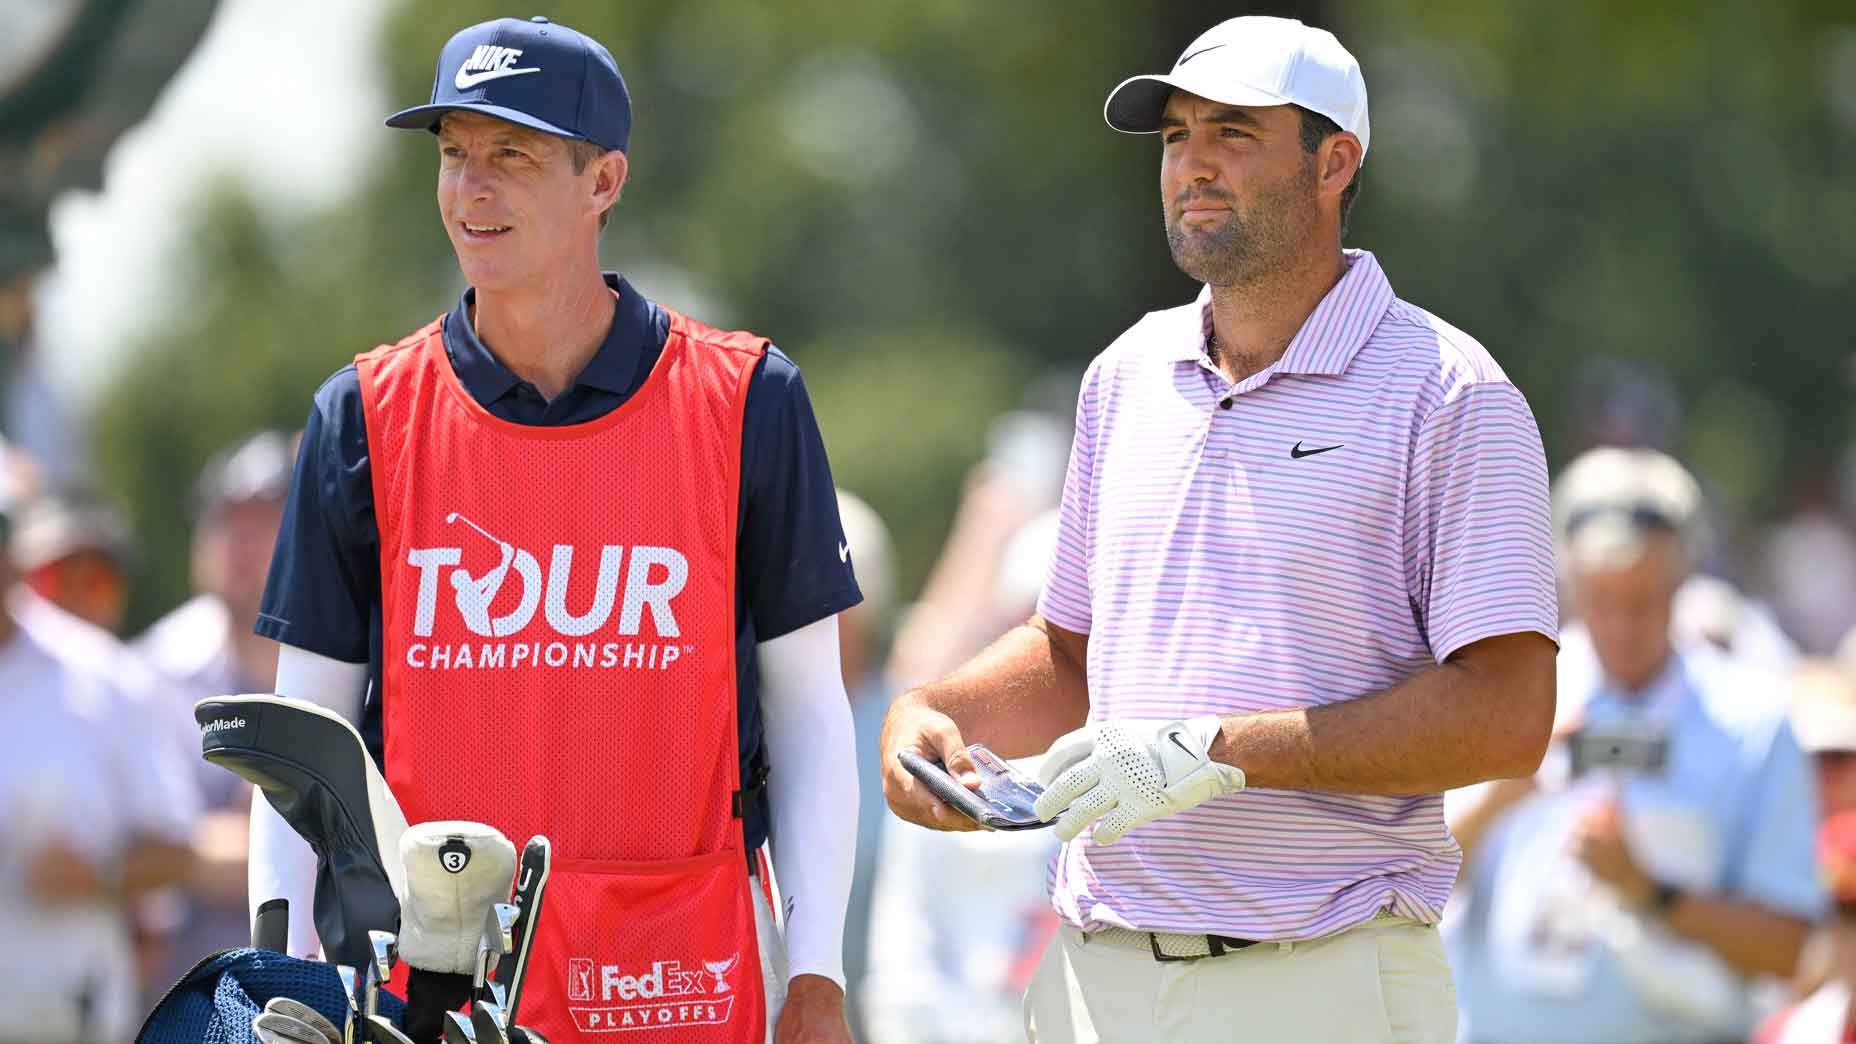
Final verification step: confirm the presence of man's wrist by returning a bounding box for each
[785,971,845,1000]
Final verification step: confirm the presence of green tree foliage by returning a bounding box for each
[1343,0,1856,524]
[92,1,1854,631]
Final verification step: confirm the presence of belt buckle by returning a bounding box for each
[1147,932,1257,963]
[1147,933,1200,963]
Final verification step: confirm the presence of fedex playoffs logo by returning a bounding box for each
[402,513,692,673]
[566,954,741,1032]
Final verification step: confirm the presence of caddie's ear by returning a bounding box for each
[591,150,628,214]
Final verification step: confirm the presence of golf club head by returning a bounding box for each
[365,1014,417,1044]
[263,997,343,1044]
[367,928,399,1026]
[252,1009,338,1044]
[442,1009,479,1043]
[334,965,361,1044]
[483,978,507,1010]
[472,1001,510,1044]
[498,836,551,1030]
[475,901,514,1000]
[369,930,399,980]
[508,1027,549,1044]
[490,902,518,955]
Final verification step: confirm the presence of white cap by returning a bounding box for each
[1104,17,1369,159]
[1553,446,1704,573]
[1791,661,1856,754]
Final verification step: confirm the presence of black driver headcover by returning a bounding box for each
[196,695,409,971]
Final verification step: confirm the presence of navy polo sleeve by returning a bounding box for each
[738,346,862,639]
[255,365,379,663]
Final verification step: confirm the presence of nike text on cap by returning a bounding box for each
[385,16,632,153]
[1103,16,1369,161]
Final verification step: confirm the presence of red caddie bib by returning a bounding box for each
[357,308,768,1042]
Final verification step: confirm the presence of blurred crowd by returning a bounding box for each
[5,358,1856,1044]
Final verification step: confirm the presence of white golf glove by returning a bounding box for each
[1033,717,1245,844]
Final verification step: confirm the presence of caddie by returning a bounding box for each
[248,16,861,1043]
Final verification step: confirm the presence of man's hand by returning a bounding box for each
[774,973,852,1044]
[1033,717,1244,844]
[1571,797,1654,906]
[879,698,984,832]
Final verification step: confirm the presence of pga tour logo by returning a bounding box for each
[567,955,741,1032]
[403,513,693,673]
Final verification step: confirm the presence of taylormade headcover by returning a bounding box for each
[398,821,518,974]
[197,694,410,971]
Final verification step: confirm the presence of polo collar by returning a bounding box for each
[442,273,653,402]
[1161,249,1397,376]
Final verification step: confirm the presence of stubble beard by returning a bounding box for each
[1165,161,1320,287]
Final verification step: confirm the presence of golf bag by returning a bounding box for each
[134,948,406,1044]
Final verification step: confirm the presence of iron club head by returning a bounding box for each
[365,1014,417,1044]
[472,1000,511,1044]
[442,1009,479,1043]
[333,965,361,1044]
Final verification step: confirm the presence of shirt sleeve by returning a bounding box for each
[738,346,862,640]
[1402,382,1558,662]
[1727,720,1830,920]
[1035,358,1101,635]
[255,366,378,663]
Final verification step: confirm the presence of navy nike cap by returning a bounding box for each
[385,16,631,153]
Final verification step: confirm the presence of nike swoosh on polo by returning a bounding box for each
[455,65,542,90]
[1176,43,1227,68]
[1289,442,1344,459]
[838,542,851,563]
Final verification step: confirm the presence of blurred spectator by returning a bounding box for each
[11,486,134,633]
[835,488,896,1040]
[862,465,1061,1044]
[1765,660,1856,1042]
[885,404,1069,690]
[1792,662,1856,820]
[136,428,292,711]
[1758,468,1856,656]
[1671,573,1798,675]
[1447,447,1826,1044]
[130,430,293,1001]
[0,452,199,1042]
[1752,809,1856,1043]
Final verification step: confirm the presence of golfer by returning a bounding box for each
[881,16,1557,1042]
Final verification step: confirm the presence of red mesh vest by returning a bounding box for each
[357,308,768,1042]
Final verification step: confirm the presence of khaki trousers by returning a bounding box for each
[1024,915,1457,1044]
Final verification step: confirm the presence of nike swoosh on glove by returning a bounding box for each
[1033,716,1245,844]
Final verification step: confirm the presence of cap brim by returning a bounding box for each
[384,101,583,143]
[1103,73,1290,134]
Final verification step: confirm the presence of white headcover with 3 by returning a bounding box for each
[398,820,518,974]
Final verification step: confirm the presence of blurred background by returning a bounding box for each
[5,0,1844,631]
[5,0,1856,1041]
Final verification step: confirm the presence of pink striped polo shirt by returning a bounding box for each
[1036,249,1557,940]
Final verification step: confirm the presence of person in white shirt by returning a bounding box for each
[0,476,199,1042]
